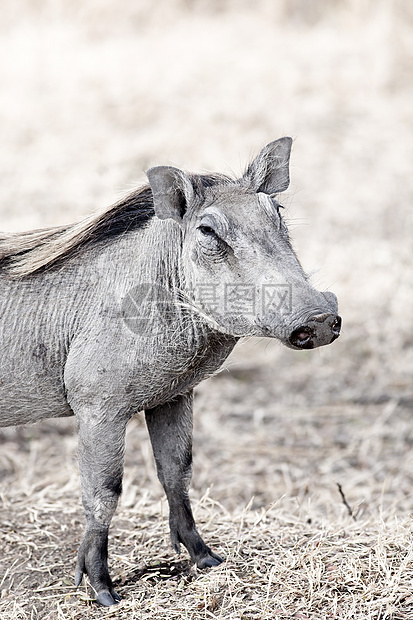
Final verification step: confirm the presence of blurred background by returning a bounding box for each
[1,0,413,522]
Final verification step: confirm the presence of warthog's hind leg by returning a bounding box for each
[145,391,224,568]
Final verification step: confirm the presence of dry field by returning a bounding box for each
[1,1,413,618]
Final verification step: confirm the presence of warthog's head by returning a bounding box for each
[147,138,341,349]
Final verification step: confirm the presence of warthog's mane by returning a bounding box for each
[0,173,230,278]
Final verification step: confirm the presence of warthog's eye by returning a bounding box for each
[196,223,229,260]
[198,225,216,236]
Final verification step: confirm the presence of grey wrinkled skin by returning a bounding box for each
[0,138,340,606]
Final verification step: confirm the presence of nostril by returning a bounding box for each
[295,330,311,343]
[289,326,313,348]
[331,316,342,336]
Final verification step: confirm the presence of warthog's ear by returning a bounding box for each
[243,137,293,194]
[147,166,194,224]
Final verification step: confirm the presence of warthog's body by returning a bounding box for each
[0,139,340,605]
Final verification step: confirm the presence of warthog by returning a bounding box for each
[0,138,341,606]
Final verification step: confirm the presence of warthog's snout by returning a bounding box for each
[289,313,342,349]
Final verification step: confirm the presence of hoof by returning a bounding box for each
[74,569,83,587]
[197,551,224,568]
[96,590,121,606]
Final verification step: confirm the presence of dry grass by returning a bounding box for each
[2,453,413,620]
[1,0,413,618]
[3,505,413,620]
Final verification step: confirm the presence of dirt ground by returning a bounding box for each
[1,1,413,618]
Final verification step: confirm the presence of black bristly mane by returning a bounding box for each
[0,173,231,278]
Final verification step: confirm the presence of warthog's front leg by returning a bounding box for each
[145,391,223,568]
[74,411,128,606]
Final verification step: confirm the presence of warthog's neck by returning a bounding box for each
[114,220,239,404]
